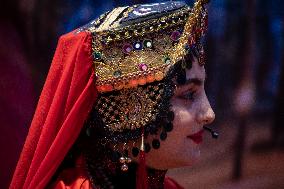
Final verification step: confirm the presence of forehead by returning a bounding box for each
[185,58,206,81]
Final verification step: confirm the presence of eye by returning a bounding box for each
[180,90,196,100]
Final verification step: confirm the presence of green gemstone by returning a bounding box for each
[93,51,102,60]
[163,56,171,64]
[113,70,122,78]
[143,39,152,48]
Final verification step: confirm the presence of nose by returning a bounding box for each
[196,95,215,125]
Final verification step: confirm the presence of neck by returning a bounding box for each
[85,148,167,189]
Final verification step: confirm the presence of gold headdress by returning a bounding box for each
[82,0,212,175]
[87,0,209,93]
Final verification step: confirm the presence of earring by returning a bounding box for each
[119,143,131,171]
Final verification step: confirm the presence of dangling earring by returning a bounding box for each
[119,143,131,171]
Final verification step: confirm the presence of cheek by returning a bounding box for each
[145,99,202,169]
[155,102,201,167]
[172,100,195,133]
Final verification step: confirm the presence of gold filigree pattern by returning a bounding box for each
[96,83,164,131]
[94,34,175,81]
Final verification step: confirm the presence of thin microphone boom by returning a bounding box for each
[203,126,219,139]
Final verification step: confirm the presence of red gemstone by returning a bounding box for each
[122,43,132,54]
[170,31,181,41]
[138,63,148,71]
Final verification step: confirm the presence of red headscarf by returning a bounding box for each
[9,30,97,189]
[9,29,184,189]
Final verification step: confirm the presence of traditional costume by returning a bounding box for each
[10,0,210,188]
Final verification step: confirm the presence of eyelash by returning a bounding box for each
[180,90,196,101]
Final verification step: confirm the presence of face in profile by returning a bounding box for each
[145,58,215,170]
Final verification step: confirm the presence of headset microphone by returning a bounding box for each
[203,126,219,139]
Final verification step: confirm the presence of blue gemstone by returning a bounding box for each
[133,42,143,50]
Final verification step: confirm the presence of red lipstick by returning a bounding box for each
[187,129,204,144]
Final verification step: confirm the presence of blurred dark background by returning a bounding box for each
[0,0,283,188]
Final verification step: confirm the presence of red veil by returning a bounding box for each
[9,31,97,189]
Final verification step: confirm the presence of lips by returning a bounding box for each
[187,129,204,144]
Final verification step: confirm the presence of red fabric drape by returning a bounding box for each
[9,31,97,189]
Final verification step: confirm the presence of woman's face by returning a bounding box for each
[145,59,215,170]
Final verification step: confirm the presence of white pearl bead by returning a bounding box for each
[121,164,128,171]
[119,157,126,163]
